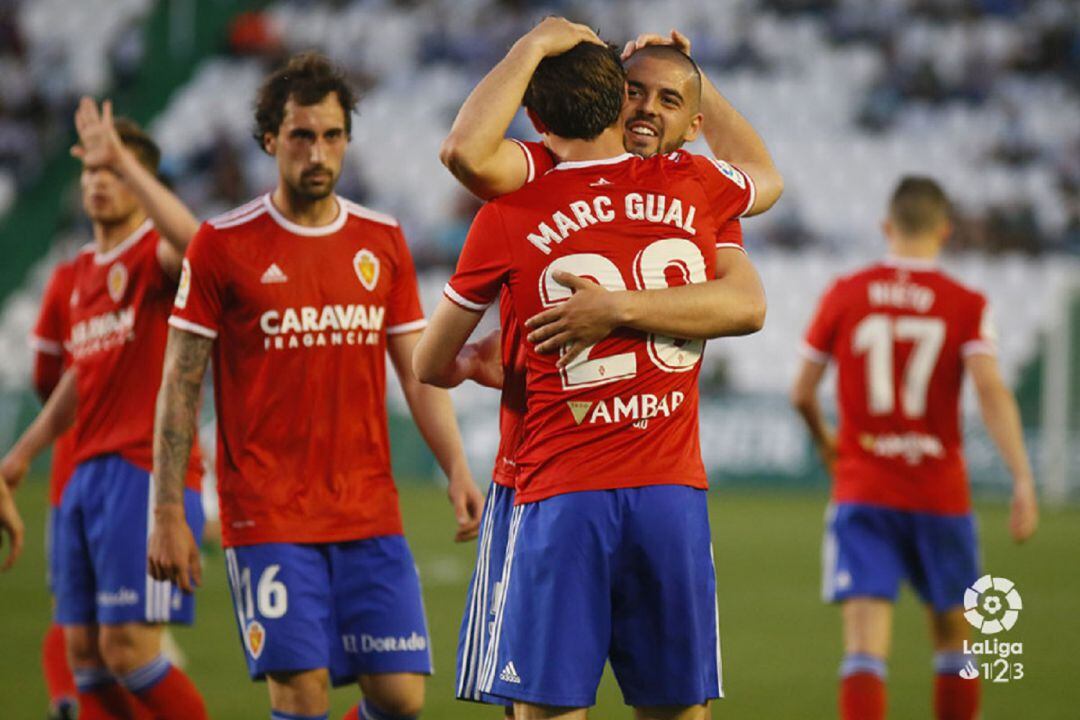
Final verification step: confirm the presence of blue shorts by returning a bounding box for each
[224,535,432,686]
[822,502,980,612]
[480,486,723,708]
[456,482,515,707]
[46,506,60,594]
[55,454,205,626]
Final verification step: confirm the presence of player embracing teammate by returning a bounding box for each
[791,177,1039,720]
[148,53,483,720]
[416,23,782,719]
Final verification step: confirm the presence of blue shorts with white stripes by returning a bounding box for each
[480,486,723,708]
[456,482,515,707]
[55,454,205,626]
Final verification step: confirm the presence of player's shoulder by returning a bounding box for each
[648,150,750,190]
[340,198,401,230]
[929,267,987,304]
[206,195,270,231]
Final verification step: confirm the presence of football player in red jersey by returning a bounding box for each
[790,177,1039,720]
[440,20,781,716]
[148,53,483,720]
[416,37,780,719]
[29,257,80,719]
[0,100,209,719]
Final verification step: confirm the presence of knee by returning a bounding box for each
[64,626,102,668]
[97,626,143,676]
[364,682,425,718]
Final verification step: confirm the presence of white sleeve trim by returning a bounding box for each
[168,316,218,339]
[799,341,830,364]
[961,340,996,358]
[714,243,747,254]
[386,318,428,335]
[511,139,536,183]
[738,167,757,218]
[28,335,63,356]
[443,283,491,312]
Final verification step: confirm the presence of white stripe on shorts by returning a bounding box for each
[457,484,500,699]
[480,504,524,694]
[821,503,838,602]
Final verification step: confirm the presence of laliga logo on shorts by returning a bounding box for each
[353,249,379,291]
[964,575,1022,634]
[246,620,266,659]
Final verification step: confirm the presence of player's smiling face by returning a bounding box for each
[265,93,347,202]
[80,164,141,227]
[621,55,703,157]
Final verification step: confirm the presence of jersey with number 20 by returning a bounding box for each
[446,151,755,504]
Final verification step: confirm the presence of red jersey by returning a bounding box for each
[170,194,427,546]
[447,151,755,504]
[67,221,203,489]
[802,257,996,514]
[30,259,77,507]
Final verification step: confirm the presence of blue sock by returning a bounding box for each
[270,711,329,720]
[358,697,419,720]
[117,654,172,694]
[840,652,887,679]
[73,666,114,693]
[934,651,975,675]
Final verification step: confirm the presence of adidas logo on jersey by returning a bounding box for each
[589,178,613,187]
[499,661,522,684]
[260,263,288,284]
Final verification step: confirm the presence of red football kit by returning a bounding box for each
[488,142,747,491]
[67,221,202,489]
[446,150,755,504]
[171,194,427,546]
[30,260,78,507]
[802,257,996,514]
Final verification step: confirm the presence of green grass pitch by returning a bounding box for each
[1,479,1077,718]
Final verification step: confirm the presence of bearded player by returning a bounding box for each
[0,99,209,719]
[148,53,484,720]
[416,38,780,719]
[439,19,780,715]
[790,177,1039,720]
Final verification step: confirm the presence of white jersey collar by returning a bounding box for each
[552,153,635,171]
[93,218,154,265]
[263,193,347,236]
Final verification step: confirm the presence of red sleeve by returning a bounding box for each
[715,220,744,252]
[385,228,427,335]
[444,203,512,312]
[511,139,557,184]
[960,294,997,358]
[689,154,756,222]
[169,222,226,339]
[30,263,73,400]
[802,280,844,363]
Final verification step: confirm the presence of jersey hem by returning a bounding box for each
[168,316,218,339]
[221,528,405,548]
[513,475,708,505]
[443,283,490,312]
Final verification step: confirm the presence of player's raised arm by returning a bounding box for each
[388,331,484,542]
[71,98,199,279]
[0,369,78,491]
[148,327,212,592]
[525,247,766,367]
[965,353,1039,542]
[440,17,602,199]
[624,30,783,215]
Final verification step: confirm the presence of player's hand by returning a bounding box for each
[621,29,692,61]
[1009,476,1038,543]
[816,433,838,474]
[147,505,202,593]
[447,472,484,543]
[526,271,625,368]
[0,451,30,491]
[0,480,24,572]
[464,329,503,389]
[520,16,604,59]
[70,97,127,171]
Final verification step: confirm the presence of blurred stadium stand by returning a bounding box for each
[1,0,1078,497]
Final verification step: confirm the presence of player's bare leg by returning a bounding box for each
[356,672,424,717]
[635,702,710,719]
[268,668,330,717]
[838,598,891,720]
[65,624,145,718]
[928,607,979,720]
[513,703,587,720]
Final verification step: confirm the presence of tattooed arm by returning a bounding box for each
[147,327,212,592]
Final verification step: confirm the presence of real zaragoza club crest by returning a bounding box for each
[107,262,128,303]
[353,249,379,291]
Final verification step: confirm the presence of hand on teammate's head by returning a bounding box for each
[524,16,605,58]
[622,29,692,61]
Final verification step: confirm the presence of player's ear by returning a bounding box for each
[526,108,548,136]
[881,218,893,240]
[683,112,703,143]
[262,132,277,156]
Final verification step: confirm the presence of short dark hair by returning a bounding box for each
[524,41,625,140]
[626,45,703,110]
[253,52,358,149]
[113,118,161,173]
[889,176,951,235]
